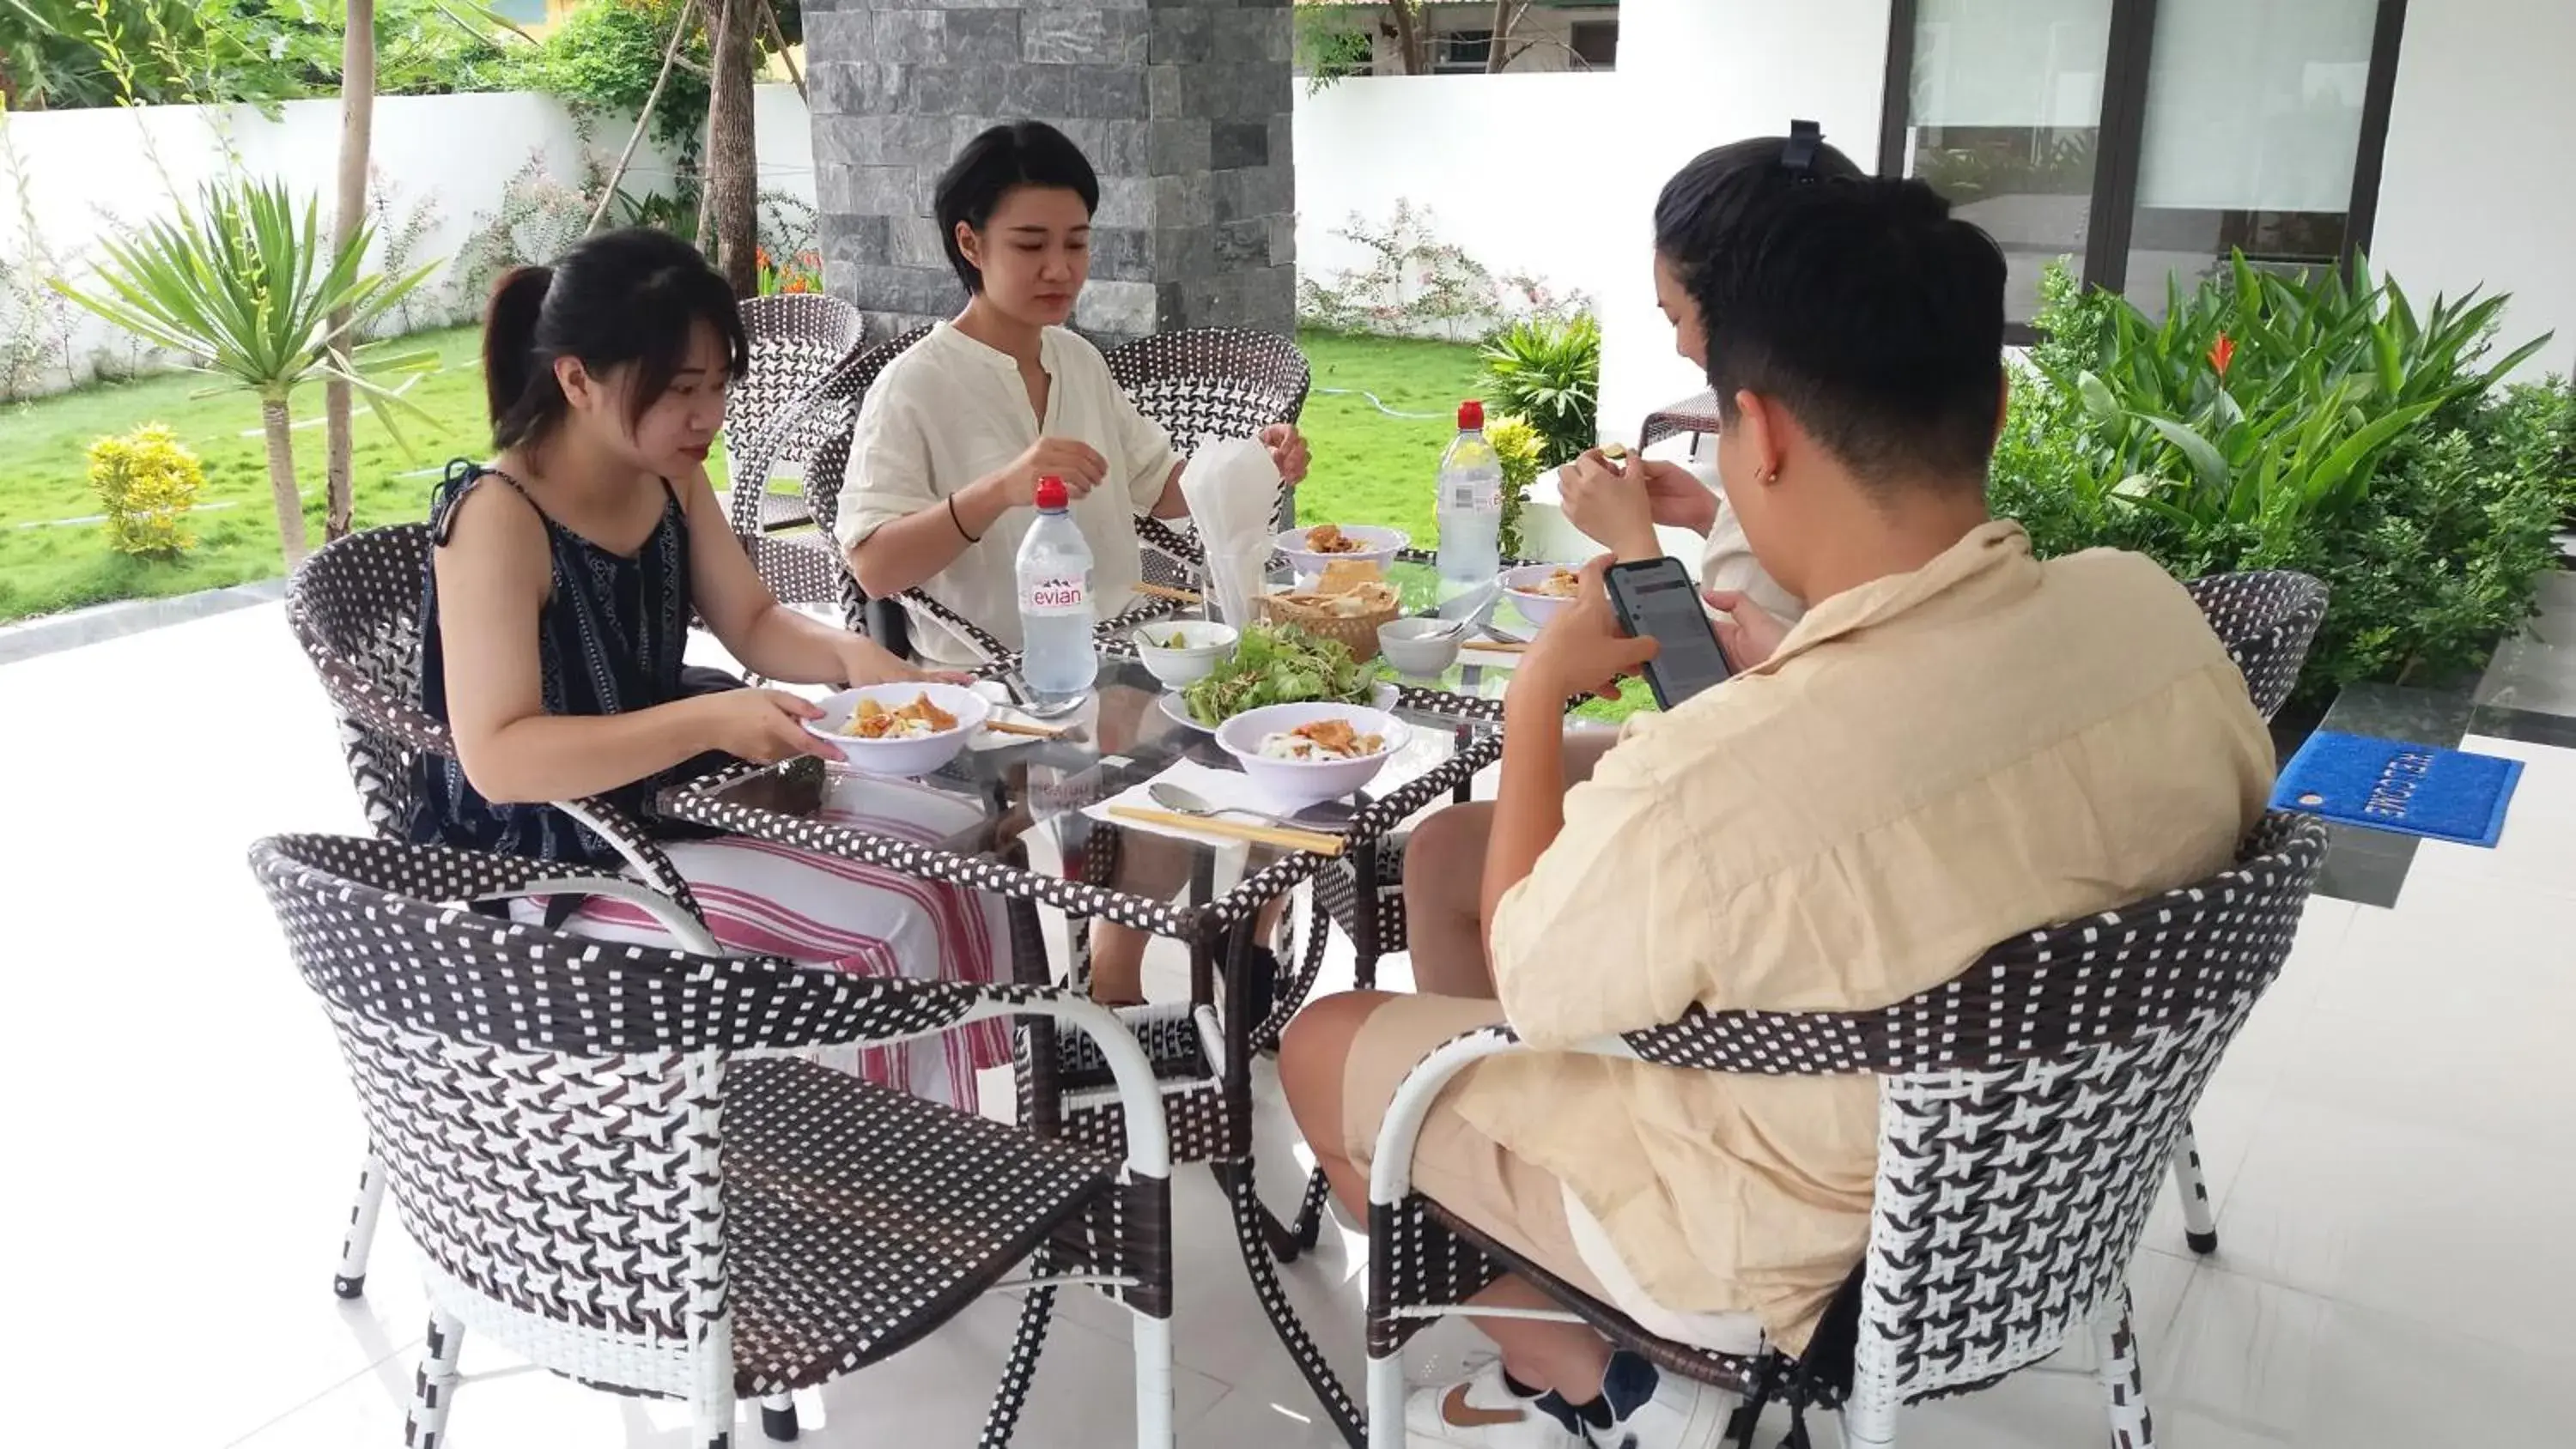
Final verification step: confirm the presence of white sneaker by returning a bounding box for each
[1403,1361,1589,1447]
[1589,1354,1738,1449]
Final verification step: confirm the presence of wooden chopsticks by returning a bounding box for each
[1135,582,1205,605]
[1105,806,1346,856]
[984,718,1071,739]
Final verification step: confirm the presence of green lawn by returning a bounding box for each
[0,325,498,621]
[0,326,1488,625]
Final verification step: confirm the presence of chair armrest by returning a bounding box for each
[461,875,723,956]
[1365,1026,1641,1212]
[983,992,1176,1185]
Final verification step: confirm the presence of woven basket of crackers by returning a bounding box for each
[1257,558,1402,662]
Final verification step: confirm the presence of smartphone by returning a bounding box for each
[1605,556,1733,708]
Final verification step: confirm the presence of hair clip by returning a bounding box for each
[1781,119,1824,180]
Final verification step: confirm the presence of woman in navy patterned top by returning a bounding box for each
[412,227,1012,1110]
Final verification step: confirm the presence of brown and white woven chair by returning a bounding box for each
[722,294,864,538]
[1106,326,1309,587]
[1294,568,2332,1256]
[253,832,1176,1449]
[285,524,713,1302]
[1355,812,2325,1449]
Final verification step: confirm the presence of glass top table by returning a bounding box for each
[659,652,1506,939]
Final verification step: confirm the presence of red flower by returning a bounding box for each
[2208,333,2235,379]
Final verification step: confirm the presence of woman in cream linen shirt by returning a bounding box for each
[836,120,1309,666]
[838,120,1310,1005]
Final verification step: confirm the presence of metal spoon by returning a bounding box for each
[1148,782,1348,834]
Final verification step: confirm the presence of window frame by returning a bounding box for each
[1569,20,1620,70]
[1435,27,1498,75]
[1878,0,2412,344]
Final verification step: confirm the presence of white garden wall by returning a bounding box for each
[1290,70,1621,329]
[1287,2,1895,446]
[0,86,820,399]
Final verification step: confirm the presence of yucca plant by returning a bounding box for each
[1480,312,1601,468]
[54,176,437,566]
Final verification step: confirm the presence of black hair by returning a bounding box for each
[1652,130,2007,489]
[933,120,1102,294]
[481,227,750,452]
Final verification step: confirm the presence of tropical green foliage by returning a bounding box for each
[0,0,514,109]
[54,176,439,561]
[1479,312,1600,470]
[1993,258,2573,709]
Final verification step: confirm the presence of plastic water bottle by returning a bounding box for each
[1436,399,1504,595]
[1015,476,1097,715]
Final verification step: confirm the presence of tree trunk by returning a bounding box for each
[324,0,376,543]
[587,0,699,235]
[1486,0,1514,72]
[263,398,312,567]
[702,0,760,294]
[1387,1,1426,76]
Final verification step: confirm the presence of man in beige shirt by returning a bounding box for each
[1279,133,2273,1449]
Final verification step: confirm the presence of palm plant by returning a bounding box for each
[55,176,436,566]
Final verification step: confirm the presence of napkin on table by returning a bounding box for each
[1081,758,1324,846]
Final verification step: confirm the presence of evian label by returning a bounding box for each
[1022,573,1091,616]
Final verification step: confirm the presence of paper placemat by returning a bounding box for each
[1080,758,1310,846]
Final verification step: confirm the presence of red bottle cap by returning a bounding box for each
[1458,400,1485,430]
[1034,476,1069,510]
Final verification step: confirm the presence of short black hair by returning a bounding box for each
[1654,133,2007,489]
[481,227,749,452]
[933,120,1101,294]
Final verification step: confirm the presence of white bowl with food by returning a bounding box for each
[1214,701,1411,811]
[1276,523,1408,580]
[1501,562,1588,627]
[1133,619,1239,690]
[804,682,991,777]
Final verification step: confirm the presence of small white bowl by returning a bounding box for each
[1501,562,1584,627]
[1133,619,1239,690]
[1215,701,1410,812]
[1377,617,1462,677]
[1276,524,1408,580]
[804,681,991,777]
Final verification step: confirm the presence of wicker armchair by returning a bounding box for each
[1106,327,1310,585]
[1358,813,2325,1449]
[2182,570,2330,720]
[736,322,945,622]
[1301,568,2331,1250]
[722,294,864,537]
[252,833,1175,1449]
[285,524,712,1302]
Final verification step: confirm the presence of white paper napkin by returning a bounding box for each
[1080,758,1303,846]
[1179,436,1285,628]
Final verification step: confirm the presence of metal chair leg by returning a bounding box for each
[2169,1127,2219,1253]
[335,1151,386,1299]
[405,1311,465,1449]
[2090,1287,2157,1448]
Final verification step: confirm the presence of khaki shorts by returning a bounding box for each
[1340,993,1613,1300]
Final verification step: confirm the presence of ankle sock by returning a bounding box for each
[1502,1371,1613,1436]
[1601,1351,1662,1422]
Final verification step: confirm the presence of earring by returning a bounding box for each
[1759,465,1781,486]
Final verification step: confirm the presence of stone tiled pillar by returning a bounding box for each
[804,0,1296,349]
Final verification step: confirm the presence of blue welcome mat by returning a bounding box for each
[2271,731,2523,846]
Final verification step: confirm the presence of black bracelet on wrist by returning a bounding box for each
[948,494,981,543]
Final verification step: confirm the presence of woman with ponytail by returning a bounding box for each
[413,226,1012,1110]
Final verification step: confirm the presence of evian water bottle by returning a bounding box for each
[1436,399,1504,595]
[1015,475,1097,715]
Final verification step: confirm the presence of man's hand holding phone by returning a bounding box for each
[1515,555,1659,706]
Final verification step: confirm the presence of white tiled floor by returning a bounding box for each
[6,601,2572,1447]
